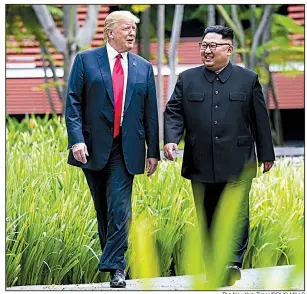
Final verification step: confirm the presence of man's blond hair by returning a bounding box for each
[103,11,140,41]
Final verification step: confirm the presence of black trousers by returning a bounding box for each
[191,179,252,268]
[82,135,134,272]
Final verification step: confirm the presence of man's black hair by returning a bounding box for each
[202,25,234,42]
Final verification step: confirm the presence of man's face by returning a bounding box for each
[108,20,136,53]
[200,32,233,71]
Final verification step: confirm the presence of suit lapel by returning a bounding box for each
[124,52,137,113]
[97,46,114,106]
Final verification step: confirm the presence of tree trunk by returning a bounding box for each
[231,36,238,63]
[76,5,100,48]
[260,7,283,145]
[157,5,165,145]
[249,5,274,71]
[215,5,244,49]
[62,5,77,113]
[269,72,284,145]
[32,4,100,113]
[231,5,247,66]
[40,46,56,113]
[250,4,256,37]
[263,13,283,145]
[207,5,215,26]
[137,12,142,56]
[261,11,271,116]
[32,5,66,53]
[167,5,184,100]
[43,46,64,102]
[261,10,272,106]
[141,7,150,60]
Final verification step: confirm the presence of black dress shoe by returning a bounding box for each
[222,265,241,286]
[110,269,126,288]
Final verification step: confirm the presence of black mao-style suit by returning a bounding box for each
[65,46,160,272]
[164,61,275,266]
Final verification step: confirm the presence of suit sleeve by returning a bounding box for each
[144,64,160,160]
[65,53,85,149]
[164,74,185,145]
[250,75,275,162]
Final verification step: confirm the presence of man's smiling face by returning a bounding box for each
[200,32,233,72]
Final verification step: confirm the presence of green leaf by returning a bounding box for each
[131,5,150,13]
[46,5,64,17]
[273,14,304,34]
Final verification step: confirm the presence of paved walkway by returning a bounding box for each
[7,265,303,291]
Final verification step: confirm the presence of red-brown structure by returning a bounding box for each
[6,5,304,115]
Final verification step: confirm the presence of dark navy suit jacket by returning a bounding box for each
[65,46,160,174]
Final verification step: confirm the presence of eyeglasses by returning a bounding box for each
[199,42,232,51]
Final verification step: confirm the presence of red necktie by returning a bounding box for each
[112,54,124,138]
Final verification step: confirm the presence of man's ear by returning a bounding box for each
[108,31,114,39]
[227,45,233,56]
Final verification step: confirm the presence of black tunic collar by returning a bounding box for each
[203,61,233,83]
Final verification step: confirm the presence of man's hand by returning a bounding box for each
[258,161,274,173]
[72,143,89,164]
[146,158,158,177]
[164,143,179,161]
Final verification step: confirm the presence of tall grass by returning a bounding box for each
[6,116,304,287]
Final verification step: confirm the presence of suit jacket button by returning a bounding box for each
[215,90,219,95]
[214,121,218,125]
[215,136,219,140]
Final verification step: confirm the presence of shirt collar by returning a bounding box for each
[106,42,128,63]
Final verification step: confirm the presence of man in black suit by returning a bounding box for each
[65,10,160,288]
[164,26,275,286]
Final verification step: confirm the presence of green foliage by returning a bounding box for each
[6,4,63,53]
[6,5,44,42]
[273,13,304,35]
[46,5,63,18]
[129,213,160,286]
[131,5,150,14]
[255,65,270,84]
[185,4,232,23]
[185,5,207,22]
[6,116,304,288]
[240,6,304,47]
[254,8,304,69]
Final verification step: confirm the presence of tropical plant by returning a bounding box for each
[6,5,65,110]
[6,116,304,288]
[215,4,304,146]
[31,5,100,112]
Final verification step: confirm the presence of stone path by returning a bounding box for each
[7,265,304,291]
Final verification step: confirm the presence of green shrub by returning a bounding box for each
[6,116,304,287]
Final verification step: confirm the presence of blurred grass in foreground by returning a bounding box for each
[6,115,304,288]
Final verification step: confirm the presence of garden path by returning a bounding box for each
[7,265,303,291]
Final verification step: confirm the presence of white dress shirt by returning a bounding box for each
[106,42,128,125]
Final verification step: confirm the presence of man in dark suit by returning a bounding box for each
[164,26,275,286]
[65,10,160,288]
